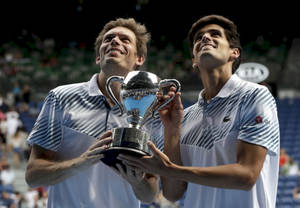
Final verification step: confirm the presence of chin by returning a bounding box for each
[199,52,214,60]
[105,58,120,64]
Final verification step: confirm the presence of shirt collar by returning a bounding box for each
[198,74,240,105]
[88,74,104,96]
[216,74,240,98]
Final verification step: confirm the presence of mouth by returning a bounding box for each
[106,48,125,55]
[200,44,216,51]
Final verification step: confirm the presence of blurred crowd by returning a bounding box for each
[0,32,192,208]
[0,30,293,208]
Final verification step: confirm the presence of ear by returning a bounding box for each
[229,48,240,62]
[95,56,101,65]
[135,55,145,67]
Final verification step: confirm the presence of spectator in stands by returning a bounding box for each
[0,163,16,188]
[0,191,15,208]
[294,180,300,200]
[34,189,48,208]
[280,148,290,167]
[280,148,290,175]
[25,18,161,207]
[7,127,28,168]
[0,95,9,113]
[28,102,40,118]
[0,115,7,150]
[282,157,300,176]
[12,82,21,105]
[5,107,22,144]
[21,84,31,104]
[118,14,280,208]
[23,187,38,208]
[12,191,24,208]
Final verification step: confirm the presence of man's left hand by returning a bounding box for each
[117,141,173,176]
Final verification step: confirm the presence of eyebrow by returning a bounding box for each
[194,29,222,40]
[104,32,133,42]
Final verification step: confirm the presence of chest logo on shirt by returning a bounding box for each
[223,116,231,122]
[255,116,263,124]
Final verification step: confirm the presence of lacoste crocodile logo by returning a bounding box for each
[223,116,231,122]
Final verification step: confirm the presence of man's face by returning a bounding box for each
[192,24,233,69]
[97,26,144,71]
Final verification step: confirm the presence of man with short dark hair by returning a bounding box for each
[119,14,280,208]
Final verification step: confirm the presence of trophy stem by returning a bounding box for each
[127,115,143,129]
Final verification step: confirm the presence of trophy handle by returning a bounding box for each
[152,79,181,118]
[106,76,125,115]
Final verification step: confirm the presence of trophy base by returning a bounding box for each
[100,127,151,168]
[100,146,149,167]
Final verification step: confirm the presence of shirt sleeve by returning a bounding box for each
[238,87,280,155]
[27,90,63,151]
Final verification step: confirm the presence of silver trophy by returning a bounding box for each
[100,71,181,167]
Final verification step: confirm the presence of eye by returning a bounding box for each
[121,37,130,43]
[194,34,203,44]
[103,36,113,42]
[211,31,221,37]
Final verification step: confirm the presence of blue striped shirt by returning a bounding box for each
[180,74,280,208]
[27,74,163,208]
[27,74,163,151]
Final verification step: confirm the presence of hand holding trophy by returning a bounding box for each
[100,71,181,167]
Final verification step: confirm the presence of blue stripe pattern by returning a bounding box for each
[27,80,163,151]
[181,80,279,154]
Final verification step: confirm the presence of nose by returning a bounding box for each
[111,36,120,46]
[201,33,211,43]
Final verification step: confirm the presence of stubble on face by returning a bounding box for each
[98,27,139,73]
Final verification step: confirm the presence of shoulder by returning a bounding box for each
[235,78,269,96]
[44,82,89,104]
[234,79,273,103]
[41,81,89,109]
[51,82,88,98]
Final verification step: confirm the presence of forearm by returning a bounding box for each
[25,157,85,187]
[131,174,159,203]
[167,163,256,191]
[162,126,187,201]
[163,128,182,165]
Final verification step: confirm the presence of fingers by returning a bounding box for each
[117,154,143,167]
[174,92,183,109]
[116,163,126,176]
[125,165,137,178]
[157,88,181,110]
[129,166,145,180]
[89,137,113,151]
[97,130,112,140]
[147,141,162,158]
[157,86,176,101]
[110,165,121,176]
[114,163,144,180]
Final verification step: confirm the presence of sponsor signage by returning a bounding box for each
[235,62,269,83]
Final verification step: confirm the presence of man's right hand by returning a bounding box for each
[26,130,113,187]
[156,86,183,129]
[78,131,113,168]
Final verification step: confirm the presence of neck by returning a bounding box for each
[97,65,132,107]
[199,65,232,101]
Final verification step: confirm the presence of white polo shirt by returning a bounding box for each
[180,74,280,208]
[27,74,163,208]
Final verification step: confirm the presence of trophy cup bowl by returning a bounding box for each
[100,71,181,167]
